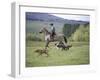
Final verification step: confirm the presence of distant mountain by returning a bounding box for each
[26,12,89,25]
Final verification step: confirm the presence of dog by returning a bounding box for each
[55,41,72,50]
[34,49,49,56]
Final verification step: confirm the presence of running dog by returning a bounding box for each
[34,49,49,56]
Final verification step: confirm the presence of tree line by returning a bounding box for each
[62,23,89,42]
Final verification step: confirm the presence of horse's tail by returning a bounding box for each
[63,36,67,43]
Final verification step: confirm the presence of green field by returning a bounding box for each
[26,41,89,67]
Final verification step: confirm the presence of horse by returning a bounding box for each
[39,27,67,49]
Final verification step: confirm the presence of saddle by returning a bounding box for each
[50,32,56,41]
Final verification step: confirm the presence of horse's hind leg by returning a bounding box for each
[63,36,67,43]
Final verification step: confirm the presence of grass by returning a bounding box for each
[26,41,89,67]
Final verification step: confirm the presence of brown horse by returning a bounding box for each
[39,27,67,49]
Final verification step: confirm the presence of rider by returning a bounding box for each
[50,23,56,40]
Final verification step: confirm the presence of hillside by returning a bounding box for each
[26,12,89,24]
[26,12,89,33]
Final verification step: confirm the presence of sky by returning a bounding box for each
[51,14,90,21]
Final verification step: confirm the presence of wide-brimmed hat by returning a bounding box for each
[50,23,53,26]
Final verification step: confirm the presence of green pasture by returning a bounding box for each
[26,41,89,67]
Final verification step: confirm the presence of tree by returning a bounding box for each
[62,23,79,38]
[72,24,89,42]
[62,24,71,37]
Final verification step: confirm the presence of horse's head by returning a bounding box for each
[39,27,45,33]
[39,27,50,34]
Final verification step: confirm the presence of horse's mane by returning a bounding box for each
[43,27,51,34]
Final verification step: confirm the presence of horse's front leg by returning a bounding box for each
[45,40,49,49]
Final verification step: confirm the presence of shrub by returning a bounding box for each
[72,24,89,42]
[26,33,42,41]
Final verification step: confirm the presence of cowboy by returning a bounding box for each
[50,23,56,40]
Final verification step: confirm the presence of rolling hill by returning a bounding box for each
[26,12,89,33]
[26,12,89,24]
